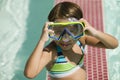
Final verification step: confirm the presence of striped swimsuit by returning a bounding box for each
[48,41,85,78]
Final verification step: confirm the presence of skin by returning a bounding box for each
[24,18,118,80]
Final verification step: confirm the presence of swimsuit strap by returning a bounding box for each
[56,46,67,63]
[76,41,85,54]
[76,41,85,66]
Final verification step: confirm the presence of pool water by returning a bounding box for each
[103,0,120,80]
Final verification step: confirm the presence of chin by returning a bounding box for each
[54,40,76,50]
[60,44,73,51]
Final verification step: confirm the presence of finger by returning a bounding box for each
[79,18,88,23]
[79,18,90,27]
[48,29,54,33]
[83,26,88,32]
[44,22,54,30]
[79,18,87,27]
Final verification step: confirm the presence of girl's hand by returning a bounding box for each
[40,22,54,42]
[79,18,98,36]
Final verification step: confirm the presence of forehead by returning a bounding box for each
[55,19,70,22]
[55,17,78,22]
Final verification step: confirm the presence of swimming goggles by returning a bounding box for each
[48,22,85,41]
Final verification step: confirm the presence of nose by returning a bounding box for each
[61,33,71,42]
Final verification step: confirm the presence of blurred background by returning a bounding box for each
[104,0,120,80]
[0,0,119,80]
[0,0,53,80]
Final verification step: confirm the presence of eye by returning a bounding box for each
[54,30,62,35]
[70,29,77,32]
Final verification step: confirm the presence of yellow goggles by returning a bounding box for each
[48,22,85,40]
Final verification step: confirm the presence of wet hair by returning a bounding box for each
[48,2,83,21]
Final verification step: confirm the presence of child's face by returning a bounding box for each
[54,19,78,50]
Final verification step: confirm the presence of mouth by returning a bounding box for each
[60,43,71,47]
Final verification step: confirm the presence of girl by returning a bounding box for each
[24,2,118,80]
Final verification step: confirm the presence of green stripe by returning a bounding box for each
[50,62,76,72]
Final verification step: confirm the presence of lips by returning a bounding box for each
[60,43,70,47]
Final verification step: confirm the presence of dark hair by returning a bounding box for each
[48,2,83,21]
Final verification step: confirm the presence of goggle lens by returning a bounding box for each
[48,22,85,40]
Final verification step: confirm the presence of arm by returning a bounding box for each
[80,19,118,49]
[24,40,52,78]
[24,22,53,78]
[85,34,118,49]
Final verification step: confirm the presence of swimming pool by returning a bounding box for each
[103,0,120,80]
[0,0,119,80]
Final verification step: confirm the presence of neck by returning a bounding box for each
[62,49,73,53]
